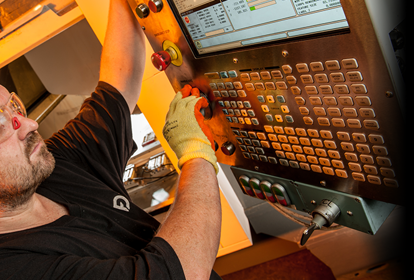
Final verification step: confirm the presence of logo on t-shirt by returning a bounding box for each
[113,195,130,212]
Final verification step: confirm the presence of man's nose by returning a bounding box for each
[15,115,39,140]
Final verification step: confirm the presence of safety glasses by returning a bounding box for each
[0,92,27,144]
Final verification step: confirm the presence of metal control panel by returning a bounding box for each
[128,0,405,206]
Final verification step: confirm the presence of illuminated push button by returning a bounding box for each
[148,0,164,13]
[238,175,255,196]
[249,178,265,199]
[271,183,291,206]
[260,181,277,202]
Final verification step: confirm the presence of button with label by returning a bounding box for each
[325,60,341,70]
[286,76,297,84]
[327,107,341,117]
[240,73,250,81]
[260,71,271,80]
[281,105,290,113]
[363,120,379,130]
[356,144,370,154]
[250,72,260,80]
[291,86,301,95]
[334,84,349,94]
[359,108,376,118]
[330,73,345,82]
[295,97,306,106]
[341,58,359,69]
[368,134,384,144]
[276,81,288,90]
[351,84,367,94]
[346,71,363,82]
[339,96,354,106]
[296,63,309,73]
[301,74,313,84]
[305,86,318,95]
[220,71,229,78]
[265,82,276,90]
[319,85,333,94]
[310,61,324,71]
[282,65,292,74]
[271,70,283,79]
[315,74,329,83]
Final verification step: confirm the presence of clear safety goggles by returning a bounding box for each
[0,92,27,144]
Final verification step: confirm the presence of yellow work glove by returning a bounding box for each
[163,85,219,174]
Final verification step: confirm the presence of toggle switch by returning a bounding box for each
[300,199,341,245]
[151,40,183,71]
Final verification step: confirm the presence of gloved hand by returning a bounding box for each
[163,85,218,174]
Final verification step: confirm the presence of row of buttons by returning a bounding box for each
[232,126,397,187]
[206,58,359,82]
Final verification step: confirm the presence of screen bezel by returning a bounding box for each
[166,0,350,59]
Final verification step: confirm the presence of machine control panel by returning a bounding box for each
[129,0,405,206]
[207,57,397,188]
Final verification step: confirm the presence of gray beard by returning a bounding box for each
[0,132,55,212]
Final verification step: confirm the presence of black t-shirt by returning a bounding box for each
[0,82,221,279]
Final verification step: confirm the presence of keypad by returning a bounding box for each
[207,59,398,188]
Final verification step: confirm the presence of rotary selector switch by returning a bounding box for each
[135,3,150,18]
[221,141,235,156]
[148,0,163,13]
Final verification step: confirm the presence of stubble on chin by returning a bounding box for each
[0,132,55,211]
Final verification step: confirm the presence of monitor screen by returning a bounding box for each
[169,0,349,56]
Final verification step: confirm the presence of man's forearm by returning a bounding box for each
[99,0,146,113]
[156,158,221,279]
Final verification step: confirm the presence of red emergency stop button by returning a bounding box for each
[151,50,171,71]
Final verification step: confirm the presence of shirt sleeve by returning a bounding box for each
[0,237,187,280]
[45,81,137,189]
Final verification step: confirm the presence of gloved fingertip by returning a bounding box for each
[190,87,200,97]
[181,84,193,98]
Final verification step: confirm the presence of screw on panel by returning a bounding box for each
[347,211,353,216]
[254,166,259,171]
[385,91,394,98]
[320,181,326,187]
[233,58,239,64]
[282,50,289,57]
[311,200,317,205]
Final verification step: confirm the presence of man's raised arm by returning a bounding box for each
[99,0,146,114]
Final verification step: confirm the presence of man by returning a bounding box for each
[0,0,221,279]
